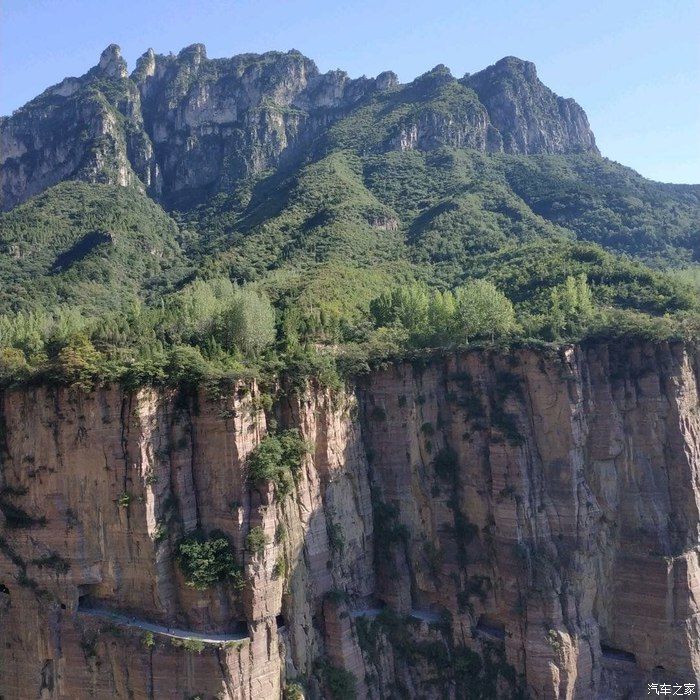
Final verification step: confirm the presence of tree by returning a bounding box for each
[177,531,244,590]
[246,430,307,498]
[548,274,595,338]
[427,290,457,346]
[0,347,29,383]
[50,334,103,389]
[452,280,515,343]
[218,289,276,357]
[166,345,211,384]
[369,283,432,347]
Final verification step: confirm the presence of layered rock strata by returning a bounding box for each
[1,340,698,699]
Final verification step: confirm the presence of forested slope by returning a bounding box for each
[0,45,698,388]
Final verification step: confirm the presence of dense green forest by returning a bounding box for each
[0,171,697,389]
[1,64,699,389]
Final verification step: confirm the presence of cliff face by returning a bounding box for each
[1,45,597,211]
[130,44,393,208]
[0,44,393,211]
[1,341,698,699]
[466,57,598,155]
[0,46,155,211]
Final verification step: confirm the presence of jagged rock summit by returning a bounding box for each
[466,56,598,154]
[94,43,129,79]
[0,44,598,210]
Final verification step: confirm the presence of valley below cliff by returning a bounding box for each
[1,339,700,699]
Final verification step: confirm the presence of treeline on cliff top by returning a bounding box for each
[0,140,699,389]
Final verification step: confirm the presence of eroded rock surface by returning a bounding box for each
[1,341,698,698]
[1,45,597,211]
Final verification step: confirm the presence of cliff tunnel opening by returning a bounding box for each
[231,621,249,635]
[475,616,506,641]
[601,642,637,664]
[76,584,99,610]
[276,614,286,630]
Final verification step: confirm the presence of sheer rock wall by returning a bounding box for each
[1,341,698,699]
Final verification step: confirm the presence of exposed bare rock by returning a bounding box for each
[1,46,599,211]
[466,56,599,155]
[1,341,698,698]
[0,45,156,211]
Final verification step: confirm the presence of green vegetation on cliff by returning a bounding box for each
[246,431,308,498]
[176,531,244,590]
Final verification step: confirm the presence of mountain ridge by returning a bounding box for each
[0,42,698,389]
[1,43,599,211]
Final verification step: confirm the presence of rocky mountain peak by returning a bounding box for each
[177,43,207,67]
[466,55,598,155]
[375,70,399,91]
[95,43,128,79]
[415,63,454,85]
[488,55,539,81]
[1,46,600,210]
[132,48,157,82]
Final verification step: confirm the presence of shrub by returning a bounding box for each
[153,521,168,544]
[173,638,206,653]
[284,682,305,700]
[327,520,345,555]
[324,664,357,700]
[177,531,244,590]
[434,446,459,481]
[372,499,409,572]
[246,526,268,557]
[166,345,211,385]
[272,555,286,579]
[246,430,308,498]
[0,347,29,383]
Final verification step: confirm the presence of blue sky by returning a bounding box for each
[1,0,698,183]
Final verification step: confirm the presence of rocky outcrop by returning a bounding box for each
[130,44,393,208]
[1,340,696,698]
[0,44,391,211]
[2,45,597,210]
[466,57,599,155]
[384,66,498,154]
[0,45,156,211]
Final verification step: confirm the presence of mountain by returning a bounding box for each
[2,43,700,700]
[2,45,599,211]
[0,46,697,328]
